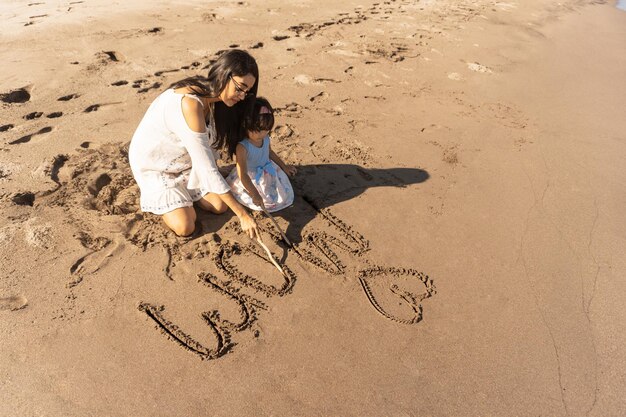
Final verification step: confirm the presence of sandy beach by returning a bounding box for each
[1,0,626,416]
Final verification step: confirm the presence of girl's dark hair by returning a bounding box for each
[169,49,259,154]
[243,96,274,133]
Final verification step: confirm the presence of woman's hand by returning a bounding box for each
[216,192,260,239]
[238,211,259,239]
[284,165,297,177]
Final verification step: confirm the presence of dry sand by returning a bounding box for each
[1,0,625,416]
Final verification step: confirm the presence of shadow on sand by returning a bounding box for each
[263,163,429,243]
[195,163,429,243]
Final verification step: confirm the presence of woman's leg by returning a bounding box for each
[196,192,229,214]
[162,206,197,236]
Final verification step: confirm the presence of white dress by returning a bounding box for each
[128,89,230,215]
[225,136,294,213]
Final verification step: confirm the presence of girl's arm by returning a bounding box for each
[269,146,297,177]
[235,143,265,209]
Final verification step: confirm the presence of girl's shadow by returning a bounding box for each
[272,164,430,244]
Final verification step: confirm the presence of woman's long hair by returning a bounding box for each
[169,49,259,156]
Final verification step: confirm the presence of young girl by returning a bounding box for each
[226,97,296,212]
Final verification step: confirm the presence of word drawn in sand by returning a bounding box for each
[139,196,435,360]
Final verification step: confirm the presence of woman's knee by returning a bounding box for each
[171,220,196,237]
[210,202,228,214]
[198,194,228,214]
[162,207,196,236]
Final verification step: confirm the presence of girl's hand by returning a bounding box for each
[252,194,266,210]
[285,165,297,177]
[238,211,259,239]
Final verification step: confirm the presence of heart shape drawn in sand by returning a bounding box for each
[358,267,436,325]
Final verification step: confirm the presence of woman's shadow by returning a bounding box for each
[272,163,430,244]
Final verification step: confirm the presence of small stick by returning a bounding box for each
[255,233,286,277]
[261,207,292,247]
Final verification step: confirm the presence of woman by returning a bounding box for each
[129,49,259,238]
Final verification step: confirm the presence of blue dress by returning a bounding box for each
[226,136,294,212]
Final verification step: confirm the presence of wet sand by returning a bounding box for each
[1,0,625,416]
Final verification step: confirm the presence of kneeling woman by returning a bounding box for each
[129,49,259,238]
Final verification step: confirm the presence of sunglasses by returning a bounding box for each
[230,75,254,97]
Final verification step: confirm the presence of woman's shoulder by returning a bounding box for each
[179,95,206,133]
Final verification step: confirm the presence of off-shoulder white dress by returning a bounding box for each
[128,89,230,215]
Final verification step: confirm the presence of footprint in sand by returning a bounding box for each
[442,145,460,165]
[137,82,162,94]
[98,51,123,63]
[331,139,375,166]
[0,295,28,311]
[272,124,295,141]
[24,219,54,249]
[364,95,385,101]
[467,62,493,73]
[309,91,329,103]
[295,75,342,86]
[365,42,415,62]
[24,14,48,26]
[154,69,180,77]
[274,102,306,118]
[32,154,68,189]
[314,78,340,84]
[201,13,222,22]
[0,162,20,182]
[180,61,202,70]
[68,234,123,288]
[11,192,35,206]
[9,126,53,145]
[1,88,31,104]
[294,74,312,85]
[24,111,43,120]
[83,104,100,113]
[58,93,79,102]
[132,79,147,88]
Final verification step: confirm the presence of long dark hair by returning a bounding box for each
[169,49,259,155]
